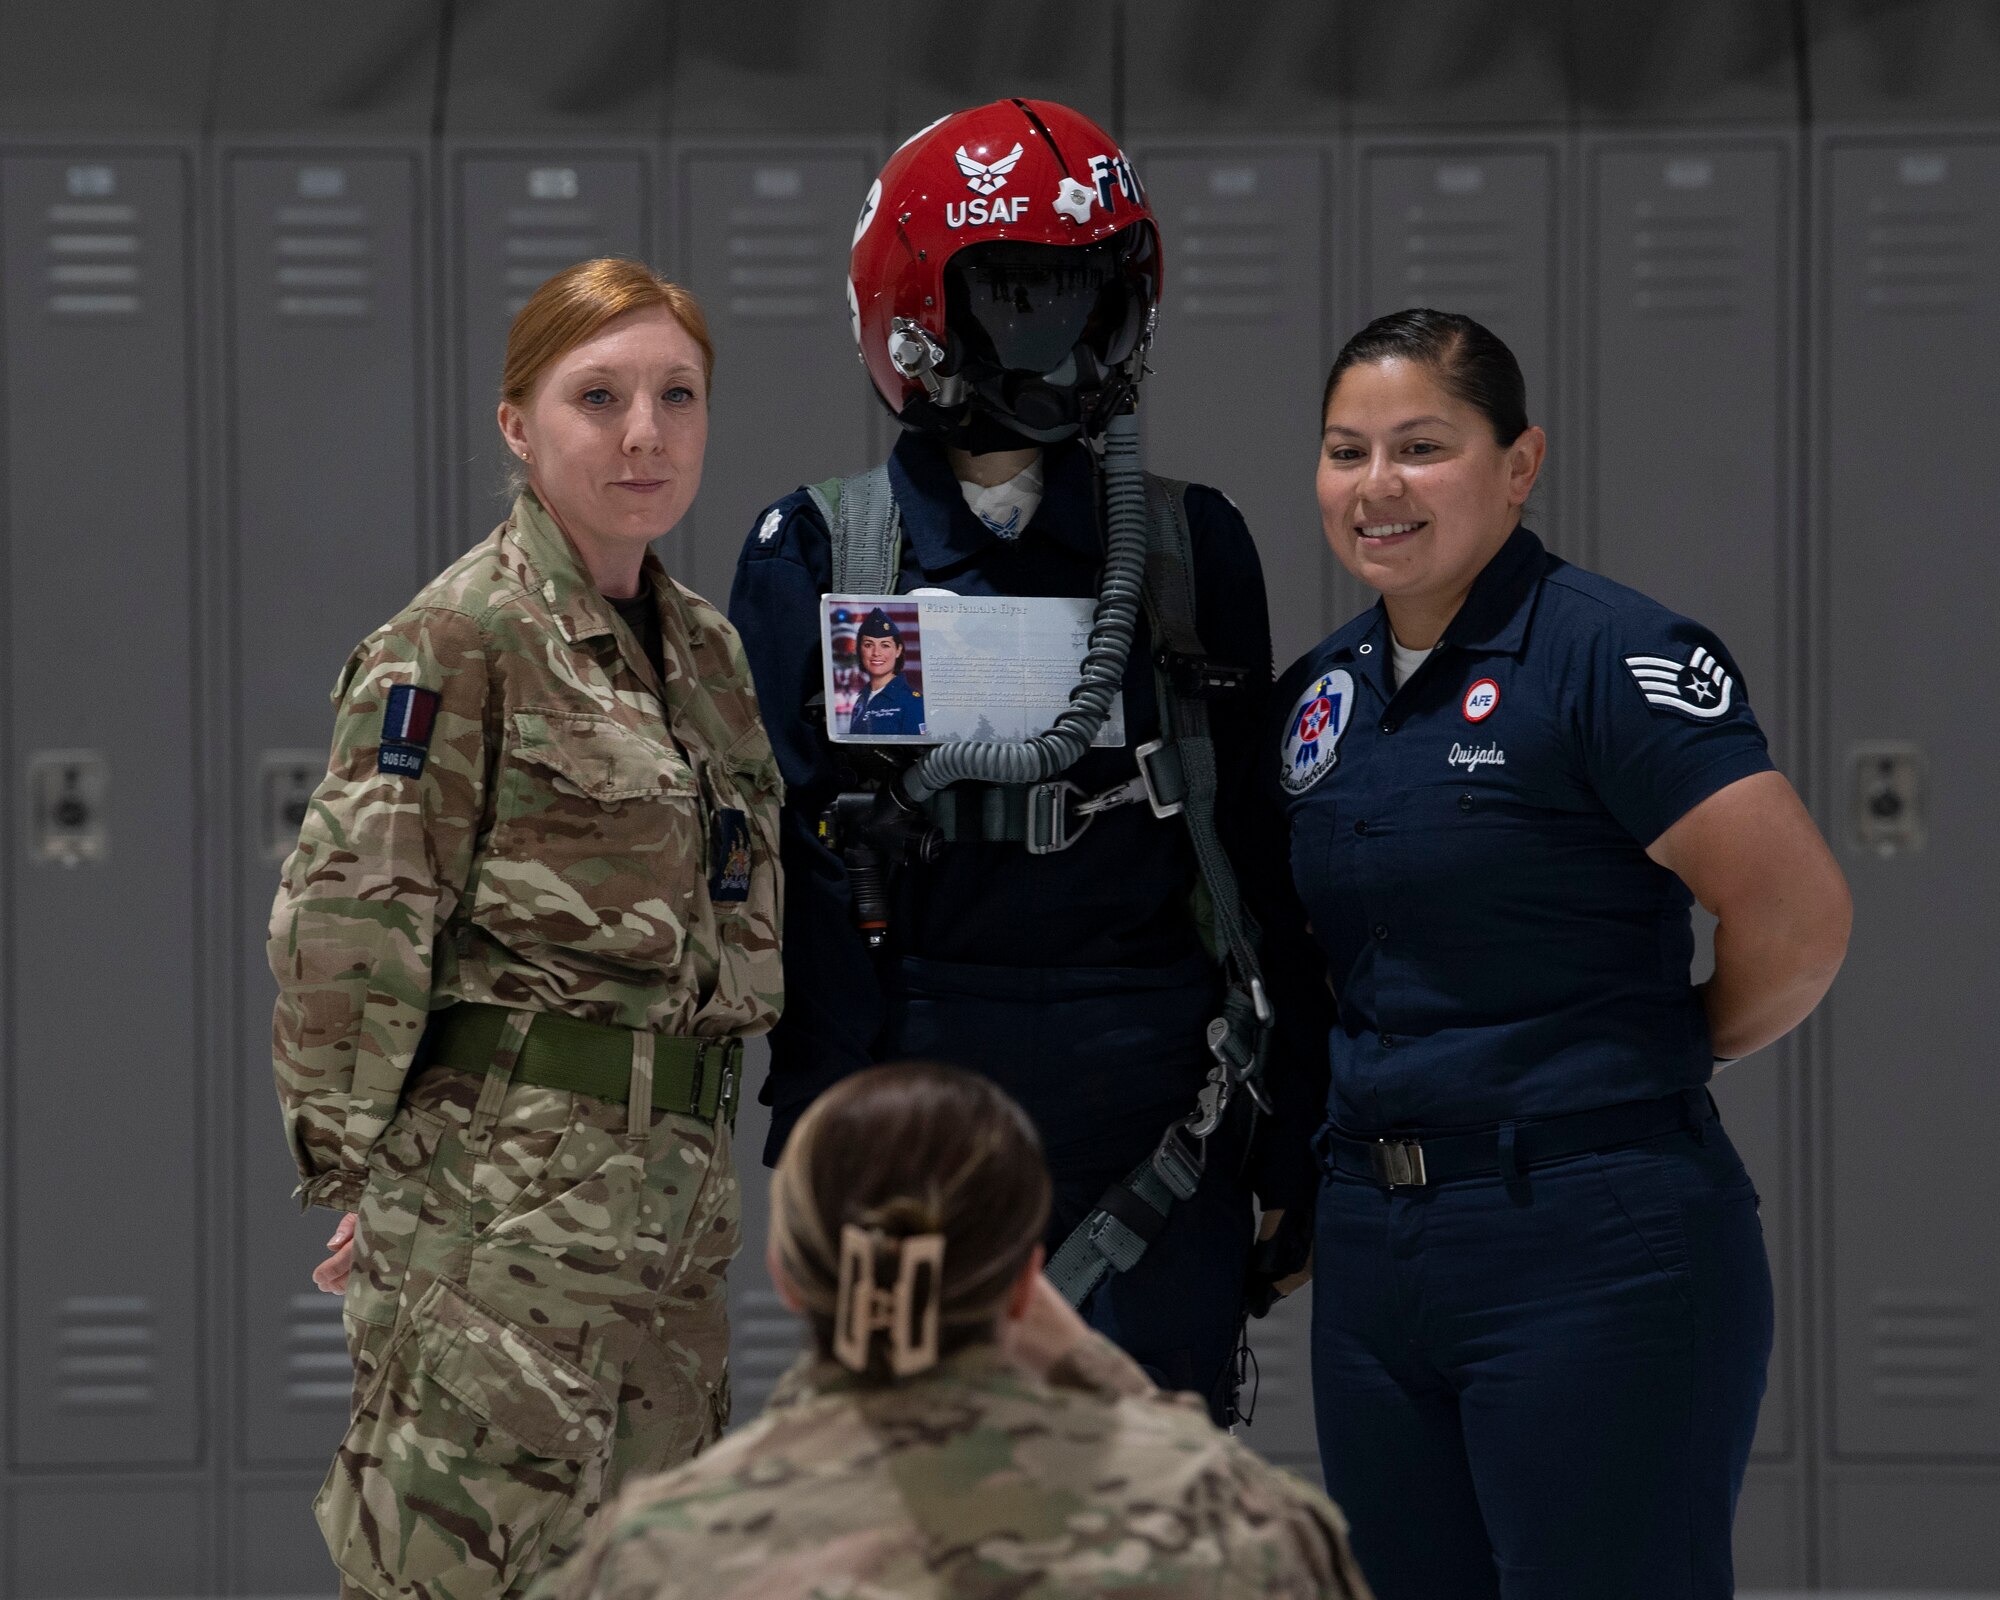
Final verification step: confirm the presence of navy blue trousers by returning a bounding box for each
[1312,1120,1772,1600]
[882,952,1255,1418]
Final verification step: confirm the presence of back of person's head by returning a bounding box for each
[770,1062,1051,1383]
[1322,305,1529,446]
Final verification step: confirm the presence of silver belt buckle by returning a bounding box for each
[1371,1137,1428,1188]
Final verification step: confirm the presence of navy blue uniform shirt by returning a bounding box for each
[847,673,924,736]
[1274,526,1774,1133]
[732,434,1332,1206]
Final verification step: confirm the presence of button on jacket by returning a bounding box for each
[1274,525,1774,1133]
[730,434,1332,1212]
[269,490,784,1212]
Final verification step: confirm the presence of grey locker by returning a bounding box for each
[1356,145,1564,556]
[672,149,879,599]
[1136,147,1333,671]
[2,152,203,1469]
[1584,140,1798,1464]
[7,1479,209,1597]
[725,1040,806,1429]
[1822,138,2000,1465]
[226,152,431,1469]
[451,156,651,549]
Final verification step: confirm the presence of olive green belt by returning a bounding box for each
[417,1002,741,1126]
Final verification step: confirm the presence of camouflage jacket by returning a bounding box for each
[532,1334,1373,1600]
[269,491,784,1212]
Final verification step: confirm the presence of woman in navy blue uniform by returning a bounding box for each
[846,608,925,736]
[1277,309,1851,1599]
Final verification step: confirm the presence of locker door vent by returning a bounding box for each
[284,1293,351,1406]
[1177,169,1281,322]
[726,1283,804,1426]
[1861,193,1978,315]
[55,1295,158,1410]
[500,197,606,318]
[1396,188,1514,319]
[1628,201,1743,318]
[44,200,143,318]
[725,173,830,322]
[273,197,376,321]
[1870,1291,1980,1407]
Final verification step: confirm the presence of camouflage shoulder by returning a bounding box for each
[412,523,539,624]
[1204,1430,1375,1598]
[329,591,494,707]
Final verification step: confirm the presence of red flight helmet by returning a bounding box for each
[849,98,1163,446]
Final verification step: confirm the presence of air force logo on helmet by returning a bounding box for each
[1282,670,1355,794]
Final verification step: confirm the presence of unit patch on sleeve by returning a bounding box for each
[1625,646,1735,719]
[709,808,753,902]
[1281,669,1355,794]
[377,684,440,778]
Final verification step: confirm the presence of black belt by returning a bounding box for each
[1316,1087,1714,1188]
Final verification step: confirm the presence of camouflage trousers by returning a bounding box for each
[316,1054,741,1600]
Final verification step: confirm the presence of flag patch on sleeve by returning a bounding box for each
[378,684,441,778]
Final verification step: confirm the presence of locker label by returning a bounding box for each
[529,167,579,201]
[1851,742,1925,857]
[27,749,108,867]
[298,167,347,200]
[259,750,327,862]
[66,165,116,198]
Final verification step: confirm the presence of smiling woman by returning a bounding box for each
[1278,307,1851,1599]
[267,258,783,1600]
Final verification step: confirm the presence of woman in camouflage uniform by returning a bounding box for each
[536,1063,1374,1600]
[269,258,784,1600]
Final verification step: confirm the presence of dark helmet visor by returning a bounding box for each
[947,241,1126,376]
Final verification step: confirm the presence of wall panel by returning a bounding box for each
[225,151,431,1474]
[2,151,203,1472]
[1584,136,1799,1465]
[672,147,878,601]
[1820,136,2000,1466]
[449,154,651,552]
[1137,146,1332,672]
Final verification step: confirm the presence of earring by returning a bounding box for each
[517,449,530,463]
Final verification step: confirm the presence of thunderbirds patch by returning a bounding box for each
[1281,669,1354,794]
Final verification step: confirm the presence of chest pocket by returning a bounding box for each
[472,710,705,968]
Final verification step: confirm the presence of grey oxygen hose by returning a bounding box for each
[896,405,1148,806]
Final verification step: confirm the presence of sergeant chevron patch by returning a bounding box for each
[1625,646,1734,719]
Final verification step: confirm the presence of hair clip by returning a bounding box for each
[833,1224,946,1376]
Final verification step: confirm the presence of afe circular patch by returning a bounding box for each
[1462,678,1500,723]
[1281,669,1355,794]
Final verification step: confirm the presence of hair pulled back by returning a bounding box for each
[500,257,714,411]
[1322,307,1529,446]
[770,1062,1051,1383]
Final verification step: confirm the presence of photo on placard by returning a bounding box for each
[828,600,926,738]
[821,594,1124,748]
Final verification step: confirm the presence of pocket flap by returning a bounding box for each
[416,1280,615,1459]
[720,722,783,797]
[510,711,695,803]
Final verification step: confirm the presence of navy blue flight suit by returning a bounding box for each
[848,673,924,736]
[1275,527,1775,1599]
[732,433,1332,1416]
